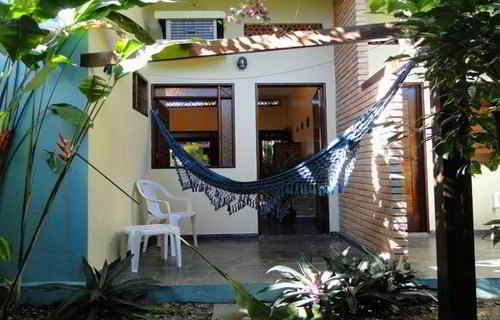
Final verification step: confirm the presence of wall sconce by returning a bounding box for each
[237,57,248,70]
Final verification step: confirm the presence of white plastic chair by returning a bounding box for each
[136,179,198,256]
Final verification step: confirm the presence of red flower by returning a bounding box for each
[57,134,73,161]
[0,130,13,153]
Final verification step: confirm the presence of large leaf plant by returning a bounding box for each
[0,0,185,317]
[0,0,276,318]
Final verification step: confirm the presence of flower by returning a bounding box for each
[0,130,13,153]
[57,134,73,161]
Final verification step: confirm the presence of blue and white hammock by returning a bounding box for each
[152,60,416,215]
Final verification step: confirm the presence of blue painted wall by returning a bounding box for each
[0,35,88,283]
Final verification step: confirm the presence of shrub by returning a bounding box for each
[265,249,435,319]
[47,253,159,320]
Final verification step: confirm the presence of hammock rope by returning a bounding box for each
[152,59,416,215]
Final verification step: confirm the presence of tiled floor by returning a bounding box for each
[134,233,500,285]
[135,235,362,285]
[408,232,500,279]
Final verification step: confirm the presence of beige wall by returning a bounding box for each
[87,7,150,266]
[87,0,337,265]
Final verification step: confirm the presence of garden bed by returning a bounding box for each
[6,299,500,320]
[7,303,213,320]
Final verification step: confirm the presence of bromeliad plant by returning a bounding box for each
[263,249,435,319]
[46,253,159,320]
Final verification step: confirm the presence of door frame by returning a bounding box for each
[254,83,329,233]
[403,82,429,232]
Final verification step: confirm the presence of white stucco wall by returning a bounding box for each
[87,8,149,266]
[472,168,500,230]
[87,0,337,265]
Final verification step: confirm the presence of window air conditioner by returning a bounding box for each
[155,11,225,40]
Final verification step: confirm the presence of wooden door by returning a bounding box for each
[403,85,428,232]
[313,87,330,233]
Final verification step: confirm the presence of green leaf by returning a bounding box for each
[115,39,144,59]
[79,75,111,103]
[484,219,500,226]
[74,0,121,23]
[23,54,69,91]
[107,11,155,44]
[151,42,192,60]
[24,64,53,92]
[434,141,452,156]
[0,112,10,131]
[6,0,40,19]
[0,236,12,262]
[369,0,387,13]
[0,15,48,60]
[50,103,92,128]
[44,150,63,173]
[34,0,90,21]
[114,40,193,80]
[118,0,179,10]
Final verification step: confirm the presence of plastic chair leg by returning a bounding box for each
[161,232,168,260]
[142,235,150,253]
[170,233,177,257]
[175,234,182,268]
[127,231,141,273]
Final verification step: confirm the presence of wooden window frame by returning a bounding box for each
[151,84,236,169]
[132,72,149,117]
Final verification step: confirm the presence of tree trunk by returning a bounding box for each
[433,103,477,319]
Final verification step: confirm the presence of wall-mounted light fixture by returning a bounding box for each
[237,57,248,70]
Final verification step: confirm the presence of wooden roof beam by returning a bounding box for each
[81,22,402,67]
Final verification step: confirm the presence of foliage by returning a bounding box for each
[46,253,159,320]
[228,0,271,23]
[183,143,210,165]
[369,0,500,175]
[481,220,500,246]
[264,249,435,319]
[0,237,10,263]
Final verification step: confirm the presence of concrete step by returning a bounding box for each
[212,304,250,320]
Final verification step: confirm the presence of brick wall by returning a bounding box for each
[333,0,408,255]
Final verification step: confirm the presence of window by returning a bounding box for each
[151,85,235,169]
[132,72,148,117]
[159,19,224,40]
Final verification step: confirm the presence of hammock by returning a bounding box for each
[152,59,416,215]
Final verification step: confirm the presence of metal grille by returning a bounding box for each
[168,19,216,40]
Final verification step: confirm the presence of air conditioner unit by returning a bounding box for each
[155,11,225,40]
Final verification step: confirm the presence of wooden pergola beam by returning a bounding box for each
[81,22,402,67]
